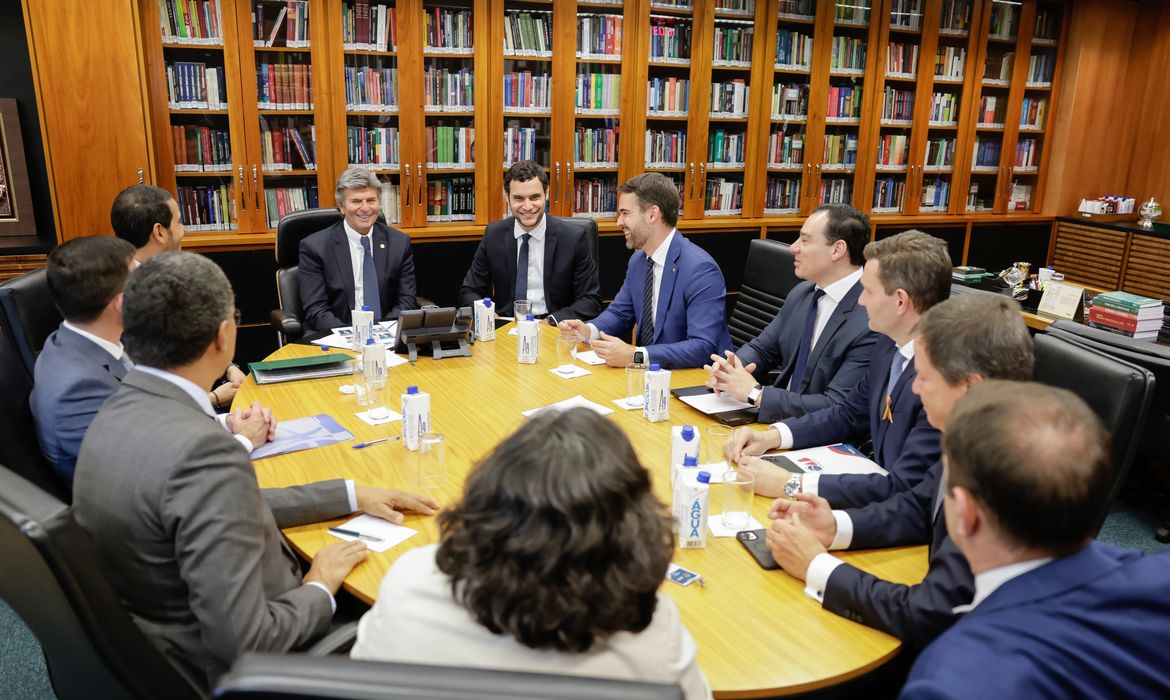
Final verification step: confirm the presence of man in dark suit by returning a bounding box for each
[902,382,1170,698]
[299,167,417,332]
[29,236,136,485]
[559,173,731,369]
[458,161,602,321]
[704,203,878,422]
[729,230,952,507]
[73,252,438,689]
[762,294,1034,649]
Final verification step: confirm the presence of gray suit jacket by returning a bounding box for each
[73,369,353,688]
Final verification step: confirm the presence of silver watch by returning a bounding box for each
[783,473,803,499]
[747,383,764,405]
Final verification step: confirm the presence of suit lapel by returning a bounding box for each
[796,284,861,391]
[871,344,899,456]
[542,218,559,300]
[504,225,519,302]
[329,224,356,309]
[57,326,129,381]
[653,234,683,342]
[372,225,390,308]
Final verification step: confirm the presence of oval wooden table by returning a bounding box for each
[237,324,928,698]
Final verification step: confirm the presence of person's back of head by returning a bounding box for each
[944,381,1111,556]
[110,184,175,250]
[812,203,870,267]
[917,293,1034,383]
[863,230,952,314]
[45,236,136,323]
[122,251,234,371]
[435,407,672,653]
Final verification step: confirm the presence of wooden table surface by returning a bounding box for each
[237,324,929,698]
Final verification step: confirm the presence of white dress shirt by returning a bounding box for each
[586,229,677,364]
[787,267,864,390]
[951,558,1053,614]
[344,220,376,312]
[513,214,548,316]
[62,321,126,361]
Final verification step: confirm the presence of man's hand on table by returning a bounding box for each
[304,540,369,594]
[226,401,277,449]
[769,492,837,547]
[765,513,829,583]
[724,426,781,463]
[356,486,440,524]
[703,351,758,401]
[592,332,635,367]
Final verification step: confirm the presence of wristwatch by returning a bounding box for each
[746,383,764,406]
[783,473,803,499]
[632,349,647,367]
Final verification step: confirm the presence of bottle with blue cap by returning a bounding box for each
[643,362,671,423]
[517,314,539,364]
[670,424,701,475]
[671,454,702,533]
[678,470,711,549]
[353,304,375,349]
[401,385,431,451]
[361,337,389,416]
[473,297,495,341]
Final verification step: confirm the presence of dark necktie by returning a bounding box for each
[515,233,531,304]
[788,288,826,390]
[882,350,906,423]
[360,235,382,320]
[638,256,655,346]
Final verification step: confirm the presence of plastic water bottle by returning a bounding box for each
[473,298,495,341]
[678,470,711,549]
[643,363,671,423]
[362,338,388,418]
[671,425,700,471]
[671,455,701,533]
[401,385,431,451]
[517,314,539,364]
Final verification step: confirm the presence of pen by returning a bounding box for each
[352,436,402,449]
[549,313,591,346]
[328,527,385,543]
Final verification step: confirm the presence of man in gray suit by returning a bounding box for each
[704,204,878,422]
[30,236,136,485]
[73,252,438,689]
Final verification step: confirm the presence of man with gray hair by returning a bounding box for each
[299,167,417,332]
[73,252,438,689]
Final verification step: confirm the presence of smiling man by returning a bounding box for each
[458,161,602,320]
[299,167,417,333]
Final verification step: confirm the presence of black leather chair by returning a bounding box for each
[728,239,800,349]
[270,208,345,344]
[0,465,203,700]
[0,325,70,502]
[1032,333,1156,531]
[215,653,683,700]
[0,267,62,378]
[557,215,601,269]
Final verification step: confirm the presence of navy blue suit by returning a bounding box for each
[823,460,974,650]
[780,337,941,507]
[902,542,1170,699]
[736,280,878,422]
[29,324,129,485]
[592,232,732,369]
[298,220,417,332]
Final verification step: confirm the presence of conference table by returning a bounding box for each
[237,323,929,698]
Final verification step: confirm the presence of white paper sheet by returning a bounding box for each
[679,392,755,414]
[548,365,592,379]
[522,394,615,418]
[355,408,402,425]
[572,349,607,365]
[707,514,765,538]
[328,514,417,553]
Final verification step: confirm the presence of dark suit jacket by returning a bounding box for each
[299,220,417,332]
[73,370,355,688]
[736,280,878,422]
[29,324,128,485]
[592,232,732,369]
[780,338,941,507]
[822,460,974,650]
[902,542,1170,698]
[457,216,603,321]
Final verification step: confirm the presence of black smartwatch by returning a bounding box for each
[632,349,647,367]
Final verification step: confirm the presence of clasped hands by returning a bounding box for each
[703,350,759,403]
[558,319,634,367]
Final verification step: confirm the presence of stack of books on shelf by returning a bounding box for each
[649,17,692,63]
[379,181,401,224]
[775,29,813,70]
[504,70,550,112]
[160,0,224,45]
[344,65,398,111]
[425,126,474,168]
[166,62,228,109]
[646,130,687,168]
[504,124,537,165]
[577,73,621,114]
[424,65,474,111]
[256,62,313,109]
[648,77,689,116]
[172,125,232,172]
[425,7,473,52]
[1088,291,1164,341]
[253,1,310,48]
[951,266,988,283]
[343,0,397,52]
[767,131,803,166]
[179,183,236,231]
[577,14,623,59]
[504,10,552,56]
[712,21,753,66]
[427,177,474,222]
[707,129,745,167]
[264,184,319,229]
[259,120,316,171]
[347,125,399,168]
[710,80,749,117]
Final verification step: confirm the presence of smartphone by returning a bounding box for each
[737,529,781,570]
[759,453,805,473]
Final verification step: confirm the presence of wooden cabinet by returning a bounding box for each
[1051,217,1170,301]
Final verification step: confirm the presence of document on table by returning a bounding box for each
[328,514,417,553]
[522,394,615,418]
[678,392,755,414]
[572,349,606,365]
[762,443,887,476]
[251,414,353,459]
[313,321,399,350]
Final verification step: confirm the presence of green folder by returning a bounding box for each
[249,353,354,384]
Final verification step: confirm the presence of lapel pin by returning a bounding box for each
[380,243,385,249]
[672,267,677,273]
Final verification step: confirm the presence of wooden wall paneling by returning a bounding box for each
[397,0,426,227]
[995,0,1037,213]
[849,5,887,213]
[1121,235,1170,301]
[800,1,835,215]
[311,0,337,207]
[1050,219,1126,288]
[740,0,773,217]
[948,0,987,215]
[621,0,650,194]
[901,0,945,216]
[25,0,154,241]
[1120,1,1170,209]
[138,0,176,196]
[549,0,577,216]
[473,0,495,225]
[1026,0,1070,213]
[684,0,714,218]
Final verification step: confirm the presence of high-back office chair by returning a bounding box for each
[728,239,800,348]
[0,267,62,378]
[1032,333,1155,531]
[0,466,203,700]
[215,654,684,700]
[0,326,70,502]
[270,208,345,344]
[557,215,601,267]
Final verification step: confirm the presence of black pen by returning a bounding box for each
[352,436,402,449]
[328,527,384,543]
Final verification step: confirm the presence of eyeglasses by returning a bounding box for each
[233,308,242,326]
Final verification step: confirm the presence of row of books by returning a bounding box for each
[887,42,919,76]
[265,184,320,228]
[984,51,1014,82]
[941,0,971,32]
[876,134,910,166]
[378,181,402,224]
[426,177,475,222]
[344,65,398,111]
[1027,53,1055,84]
[988,4,1017,39]
[715,0,754,16]
[574,127,619,166]
[978,95,1007,125]
[159,0,223,45]
[834,3,869,24]
[648,77,689,115]
[764,176,800,212]
[1034,9,1061,41]
[830,37,867,72]
[649,19,692,62]
[1020,97,1048,128]
[706,177,743,215]
[1015,137,1039,169]
[712,23,753,65]
[259,120,316,170]
[921,177,951,210]
[576,72,621,112]
[252,1,310,49]
[824,133,859,166]
[256,62,313,110]
[935,46,966,80]
[767,131,803,166]
[577,14,623,59]
[819,177,853,204]
[503,126,539,165]
[972,137,1001,167]
[890,0,924,30]
[342,0,396,52]
[775,29,813,69]
[178,183,237,230]
[827,85,862,119]
[772,83,808,119]
[574,178,618,218]
[777,0,814,18]
[873,177,906,211]
[1087,292,1163,341]
[172,125,232,172]
[711,80,750,116]
[646,130,687,168]
[966,181,993,210]
[651,0,692,9]
[882,87,914,121]
[925,136,956,167]
[707,129,746,166]
[504,71,550,111]
[504,10,551,55]
[425,7,472,51]
[424,65,474,110]
[425,126,474,167]
[347,125,398,167]
[167,62,228,110]
[930,91,960,123]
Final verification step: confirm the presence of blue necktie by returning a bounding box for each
[638,256,655,346]
[882,350,906,423]
[788,288,826,390]
[360,235,381,320]
[515,233,531,304]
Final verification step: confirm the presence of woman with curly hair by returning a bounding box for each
[351,407,711,698]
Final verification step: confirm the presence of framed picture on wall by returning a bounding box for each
[0,98,37,242]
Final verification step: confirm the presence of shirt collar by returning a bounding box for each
[62,320,125,360]
[343,219,373,247]
[648,229,678,268]
[134,365,215,417]
[952,557,1054,614]
[898,338,916,362]
[819,267,863,304]
[513,214,547,242]
[131,257,143,269]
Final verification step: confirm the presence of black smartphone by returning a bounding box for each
[737,529,781,570]
[759,454,805,473]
